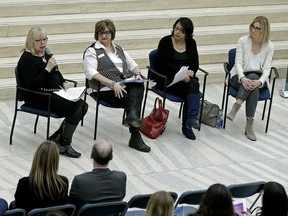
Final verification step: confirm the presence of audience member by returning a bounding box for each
[12,141,69,213]
[0,198,8,216]
[83,19,150,152]
[154,17,200,140]
[187,183,237,216]
[69,139,127,209]
[18,26,88,158]
[145,191,174,216]
[243,181,288,216]
[227,16,274,141]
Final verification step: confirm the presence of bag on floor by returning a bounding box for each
[140,97,169,139]
[198,100,220,127]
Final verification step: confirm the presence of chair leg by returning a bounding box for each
[265,99,273,133]
[46,116,50,140]
[178,102,183,119]
[141,83,149,118]
[94,103,100,140]
[262,100,267,120]
[223,87,229,129]
[9,111,18,145]
[34,115,39,134]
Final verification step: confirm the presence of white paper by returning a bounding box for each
[167,66,189,87]
[54,86,86,102]
[98,78,151,92]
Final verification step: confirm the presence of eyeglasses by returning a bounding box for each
[98,31,111,37]
[251,25,261,32]
[35,37,48,43]
[173,27,185,34]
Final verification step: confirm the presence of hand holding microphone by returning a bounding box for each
[45,48,59,72]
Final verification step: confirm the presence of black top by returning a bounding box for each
[14,176,69,213]
[69,168,127,210]
[154,35,199,89]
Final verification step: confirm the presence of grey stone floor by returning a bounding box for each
[0,80,288,207]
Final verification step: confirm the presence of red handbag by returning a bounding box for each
[140,97,169,139]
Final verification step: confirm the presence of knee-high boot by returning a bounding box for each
[48,120,64,144]
[60,122,81,158]
[182,103,196,140]
[128,127,151,152]
[186,93,200,129]
[124,85,144,127]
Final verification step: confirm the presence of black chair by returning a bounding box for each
[10,67,77,144]
[221,48,279,132]
[123,192,178,216]
[228,181,266,212]
[3,208,26,216]
[26,204,76,216]
[141,49,209,131]
[174,189,206,215]
[75,201,127,216]
[81,79,126,140]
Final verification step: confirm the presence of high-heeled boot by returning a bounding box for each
[245,119,257,141]
[182,103,196,140]
[128,127,151,152]
[227,103,241,121]
[60,122,81,158]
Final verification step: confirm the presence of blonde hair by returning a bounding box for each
[145,191,174,216]
[23,26,47,55]
[29,141,67,200]
[249,16,270,43]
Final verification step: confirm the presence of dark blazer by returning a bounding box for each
[154,35,199,90]
[14,176,69,213]
[69,168,127,209]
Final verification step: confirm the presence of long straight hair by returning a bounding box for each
[29,141,67,200]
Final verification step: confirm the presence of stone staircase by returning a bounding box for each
[0,0,288,100]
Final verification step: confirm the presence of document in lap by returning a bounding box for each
[100,77,151,91]
[54,86,86,102]
[167,66,188,87]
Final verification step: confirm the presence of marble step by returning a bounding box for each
[1,23,288,58]
[1,41,287,78]
[1,0,287,18]
[1,5,288,37]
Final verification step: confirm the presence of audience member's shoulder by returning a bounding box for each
[17,176,29,184]
[59,175,69,183]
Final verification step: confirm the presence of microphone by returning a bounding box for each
[45,48,59,71]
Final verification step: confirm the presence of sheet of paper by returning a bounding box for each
[233,198,247,216]
[167,66,189,87]
[54,86,86,102]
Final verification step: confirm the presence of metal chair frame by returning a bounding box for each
[141,49,209,131]
[221,48,279,133]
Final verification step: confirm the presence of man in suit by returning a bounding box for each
[69,139,127,209]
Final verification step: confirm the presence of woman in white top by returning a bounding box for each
[83,19,150,153]
[227,16,274,141]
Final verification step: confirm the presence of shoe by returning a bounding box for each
[245,119,257,141]
[186,119,200,130]
[48,134,65,153]
[227,103,241,121]
[182,126,196,140]
[124,117,143,128]
[61,145,81,158]
[129,133,151,152]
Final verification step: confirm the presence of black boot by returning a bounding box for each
[182,103,196,140]
[124,84,144,127]
[60,122,81,158]
[185,93,200,129]
[129,127,151,152]
[48,121,65,153]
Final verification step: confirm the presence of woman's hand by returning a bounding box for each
[62,82,69,91]
[45,56,58,72]
[134,74,143,80]
[113,83,127,98]
[241,77,261,91]
[183,69,194,83]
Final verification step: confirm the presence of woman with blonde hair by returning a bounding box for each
[145,191,174,216]
[12,141,69,212]
[227,16,274,141]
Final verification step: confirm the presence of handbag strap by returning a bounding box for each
[154,97,163,109]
